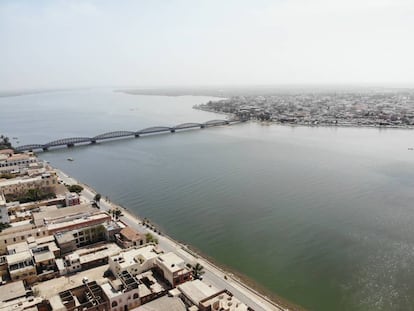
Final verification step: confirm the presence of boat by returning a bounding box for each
[67,157,74,161]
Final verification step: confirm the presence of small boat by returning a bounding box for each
[408,148,414,151]
[67,157,74,161]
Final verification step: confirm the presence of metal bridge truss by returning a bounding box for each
[15,119,236,152]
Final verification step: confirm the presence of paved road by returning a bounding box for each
[56,169,285,311]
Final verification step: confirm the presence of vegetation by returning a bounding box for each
[110,208,123,220]
[5,188,56,203]
[94,193,101,203]
[0,173,17,179]
[67,184,84,194]
[145,232,158,244]
[0,134,13,150]
[93,193,101,208]
[191,262,205,280]
[0,222,11,232]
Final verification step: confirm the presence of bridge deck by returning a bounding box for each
[15,119,243,152]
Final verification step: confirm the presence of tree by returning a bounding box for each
[27,188,41,201]
[94,193,101,202]
[0,223,11,232]
[67,184,83,194]
[111,208,123,220]
[192,263,205,280]
[0,134,12,150]
[145,233,158,244]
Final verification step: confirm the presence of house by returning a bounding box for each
[108,245,160,277]
[48,281,108,311]
[6,250,37,283]
[116,226,145,248]
[199,290,251,311]
[154,252,192,287]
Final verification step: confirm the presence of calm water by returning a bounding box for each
[2,89,414,311]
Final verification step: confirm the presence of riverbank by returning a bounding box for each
[194,105,414,130]
[55,167,300,311]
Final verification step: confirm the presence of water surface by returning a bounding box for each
[2,89,414,311]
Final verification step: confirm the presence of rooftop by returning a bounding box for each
[111,245,158,270]
[200,290,249,311]
[74,243,121,265]
[33,204,97,226]
[132,296,186,311]
[6,250,33,265]
[156,252,185,273]
[33,250,55,263]
[46,212,110,232]
[178,280,218,305]
[120,226,143,242]
[0,280,26,302]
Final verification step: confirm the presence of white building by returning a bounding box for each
[0,192,9,224]
[155,252,192,287]
[109,245,159,276]
[0,153,38,174]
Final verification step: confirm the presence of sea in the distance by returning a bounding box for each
[2,89,414,311]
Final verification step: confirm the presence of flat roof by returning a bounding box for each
[7,242,29,254]
[132,296,186,311]
[156,252,185,273]
[200,291,249,311]
[33,204,96,225]
[34,250,55,263]
[75,243,121,265]
[101,282,122,299]
[111,245,158,270]
[178,280,218,305]
[6,250,33,265]
[0,175,42,187]
[47,213,110,231]
[0,280,26,302]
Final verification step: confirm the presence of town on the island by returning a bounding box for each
[0,142,286,311]
[195,90,414,127]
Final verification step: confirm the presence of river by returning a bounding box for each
[2,89,414,311]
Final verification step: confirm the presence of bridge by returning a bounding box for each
[15,119,243,152]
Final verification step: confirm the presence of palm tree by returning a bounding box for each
[192,263,205,280]
[94,193,101,202]
[111,208,123,220]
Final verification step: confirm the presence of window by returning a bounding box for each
[112,301,118,308]
[133,293,139,300]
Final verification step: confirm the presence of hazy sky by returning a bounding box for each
[1,0,413,90]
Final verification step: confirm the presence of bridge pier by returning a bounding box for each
[135,134,140,138]
[91,140,96,144]
[42,147,48,152]
[200,124,205,129]
[67,143,74,148]
[170,129,175,133]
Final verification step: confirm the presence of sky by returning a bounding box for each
[0,0,413,90]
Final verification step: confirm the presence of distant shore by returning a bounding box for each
[194,106,414,130]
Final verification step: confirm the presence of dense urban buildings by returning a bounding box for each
[195,91,414,128]
[0,150,273,311]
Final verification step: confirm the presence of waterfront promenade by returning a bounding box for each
[55,168,289,311]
